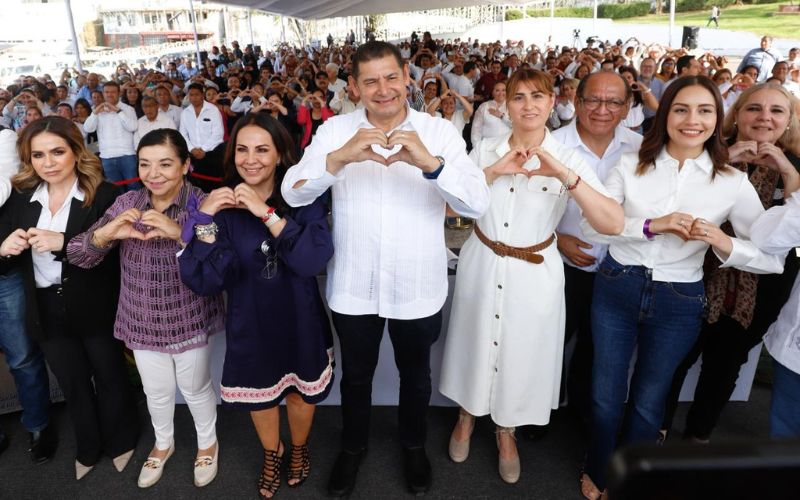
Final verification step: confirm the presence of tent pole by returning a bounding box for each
[65,0,83,72]
[188,0,203,67]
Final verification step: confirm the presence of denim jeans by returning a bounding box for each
[0,269,50,433]
[586,256,706,490]
[770,358,800,439]
[101,154,141,191]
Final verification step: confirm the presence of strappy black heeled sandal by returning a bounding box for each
[287,444,310,488]
[258,442,284,499]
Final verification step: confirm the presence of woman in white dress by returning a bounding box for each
[471,80,512,147]
[439,69,624,484]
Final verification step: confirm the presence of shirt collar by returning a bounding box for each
[558,121,639,156]
[30,178,85,206]
[657,147,713,174]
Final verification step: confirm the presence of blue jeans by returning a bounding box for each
[770,358,800,438]
[101,154,140,191]
[586,256,706,490]
[0,270,50,433]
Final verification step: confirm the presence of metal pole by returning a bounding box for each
[64,0,83,72]
[669,0,675,47]
[187,0,203,68]
[281,15,287,44]
[550,0,555,38]
[593,0,598,34]
[248,9,255,49]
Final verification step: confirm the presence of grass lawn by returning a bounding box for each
[617,4,800,40]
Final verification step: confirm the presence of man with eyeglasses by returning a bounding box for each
[551,71,643,432]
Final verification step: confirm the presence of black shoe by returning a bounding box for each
[403,446,431,495]
[327,448,365,498]
[0,432,8,456]
[29,425,57,464]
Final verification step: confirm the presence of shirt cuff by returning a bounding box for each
[715,238,753,268]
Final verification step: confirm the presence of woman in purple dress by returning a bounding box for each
[179,112,334,499]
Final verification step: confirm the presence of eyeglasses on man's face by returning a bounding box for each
[579,97,627,112]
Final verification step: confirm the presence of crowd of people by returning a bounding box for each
[0,29,799,499]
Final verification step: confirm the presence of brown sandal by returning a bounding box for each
[258,442,284,499]
[287,444,310,487]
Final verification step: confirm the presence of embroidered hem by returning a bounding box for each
[221,348,334,403]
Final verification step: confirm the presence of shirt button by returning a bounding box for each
[495,314,500,319]
[493,341,498,346]
[510,187,514,192]
[542,186,548,192]
[497,284,502,289]
[494,367,498,372]
[62,277,70,283]
[503,223,509,227]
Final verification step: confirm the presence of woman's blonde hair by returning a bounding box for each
[14,116,104,206]
[722,83,800,156]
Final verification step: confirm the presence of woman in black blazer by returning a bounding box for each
[0,116,138,480]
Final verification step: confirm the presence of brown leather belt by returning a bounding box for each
[474,225,554,264]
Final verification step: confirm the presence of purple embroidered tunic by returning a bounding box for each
[67,184,224,353]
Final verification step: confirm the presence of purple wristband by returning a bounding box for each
[643,218,658,240]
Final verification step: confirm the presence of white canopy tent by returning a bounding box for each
[62,1,679,71]
[210,0,528,20]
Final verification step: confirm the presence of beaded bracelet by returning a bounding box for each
[194,222,218,238]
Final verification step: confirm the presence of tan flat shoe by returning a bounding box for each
[496,426,520,484]
[448,409,475,463]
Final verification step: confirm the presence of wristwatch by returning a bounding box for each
[423,155,445,180]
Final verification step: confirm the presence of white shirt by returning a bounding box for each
[581,148,784,282]
[0,128,20,207]
[134,113,177,147]
[555,100,575,122]
[621,103,645,129]
[328,78,347,94]
[750,192,800,373]
[230,95,267,114]
[30,180,85,288]
[179,101,224,153]
[553,122,643,271]
[435,110,469,136]
[82,101,138,159]
[281,106,491,319]
[409,63,442,82]
[441,72,474,109]
[329,92,362,115]
[471,100,512,148]
[158,104,183,129]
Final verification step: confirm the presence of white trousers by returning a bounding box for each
[134,345,217,450]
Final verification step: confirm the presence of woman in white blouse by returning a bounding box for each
[579,76,785,499]
[439,69,623,484]
[471,80,512,148]
[426,90,473,136]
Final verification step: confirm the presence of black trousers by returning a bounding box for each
[188,142,227,193]
[37,287,139,465]
[663,253,799,439]
[330,309,442,451]
[563,264,596,427]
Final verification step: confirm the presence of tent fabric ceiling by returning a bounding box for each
[212,0,530,20]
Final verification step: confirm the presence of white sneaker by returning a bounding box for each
[137,442,175,488]
[194,442,218,487]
